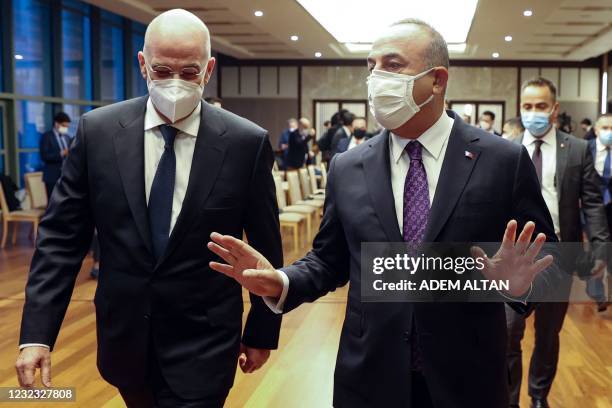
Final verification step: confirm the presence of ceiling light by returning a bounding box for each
[448,43,467,53]
[15,54,24,60]
[523,9,533,17]
[492,52,500,58]
[296,0,478,44]
[254,10,263,17]
[315,52,322,58]
[344,43,373,52]
[290,35,299,41]
[504,35,513,42]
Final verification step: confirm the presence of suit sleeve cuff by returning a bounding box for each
[19,344,50,350]
[499,282,533,305]
[263,269,289,314]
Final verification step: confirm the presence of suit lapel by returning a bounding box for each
[112,96,153,255]
[424,118,481,242]
[361,131,403,242]
[157,102,228,266]
[555,130,569,197]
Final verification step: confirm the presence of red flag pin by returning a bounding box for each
[465,150,474,159]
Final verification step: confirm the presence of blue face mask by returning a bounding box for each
[599,130,612,146]
[521,110,552,137]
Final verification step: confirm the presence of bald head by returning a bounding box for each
[138,9,216,89]
[144,9,210,62]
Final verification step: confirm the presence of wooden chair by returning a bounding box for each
[273,175,306,251]
[24,172,48,210]
[280,172,318,238]
[289,171,324,210]
[0,183,44,248]
[319,162,328,189]
[307,165,325,195]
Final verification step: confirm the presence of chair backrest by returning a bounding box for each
[286,171,304,204]
[320,162,328,188]
[272,160,279,172]
[25,172,48,209]
[307,165,318,192]
[273,174,287,210]
[0,183,10,216]
[298,168,312,197]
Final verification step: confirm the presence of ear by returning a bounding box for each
[204,57,216,85]
[137,51,147,81]
[432,67,449,96]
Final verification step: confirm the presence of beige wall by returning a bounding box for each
[220,63,603,137]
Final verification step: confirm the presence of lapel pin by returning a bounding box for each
[465,150,474,160]
[560,143,565,148]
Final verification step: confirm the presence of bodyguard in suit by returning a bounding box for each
[207,19,561,408]
[39,112,72,196]
[586,113,612,311]
[16,9,282,407]
[506,78,609,408]
[285,118,313,169]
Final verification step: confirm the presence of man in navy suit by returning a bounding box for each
[208,18,560,408]
[39,112,72,196]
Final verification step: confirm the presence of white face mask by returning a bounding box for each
[58,126,69,135]
[367,68,434,130]
[479,121,492,131]
[146,65,205,123]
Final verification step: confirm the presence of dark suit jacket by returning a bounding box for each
[40,130,70,185]
[286,129,311,168]
[20,97,283,399]
[331,126,350,157]
[518,131,609,259]
[588,138,612,201]
[281,111,560,407]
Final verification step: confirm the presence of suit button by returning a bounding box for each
[403,331,410,342]
[144,314,150,320]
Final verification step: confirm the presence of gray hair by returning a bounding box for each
[391,18,449,69]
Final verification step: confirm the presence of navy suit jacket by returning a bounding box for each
[21,97,283,398]
[281,111,560,407]
[40,130,70,185]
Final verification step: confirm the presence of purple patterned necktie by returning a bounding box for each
[403,141,430,242]
[402,141,429,372]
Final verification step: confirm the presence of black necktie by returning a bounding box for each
[148,124,178,260]
[532,140,543,186]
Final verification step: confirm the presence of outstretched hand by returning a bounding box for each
[207,233,283,298]
[471,220,554,298]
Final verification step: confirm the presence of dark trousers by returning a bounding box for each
[118,347,228,408]
[505,302,569,404]
[45,182,56,199]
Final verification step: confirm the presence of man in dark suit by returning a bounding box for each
[285,118,313,169]
[507,77,609,408]
[586,113,612,311]
[581,118,596,140]
[207,19,561,408]
[16,9,282,407]
[330,110,355,157]
[336,116,370,154]
[39,111,72,196]
[479,110,502,136]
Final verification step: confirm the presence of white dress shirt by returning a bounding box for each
[522,127,560,236]
[594,136,610,177]
[144,98,201,233]
[265,112,455,313]
[20,98,201,350]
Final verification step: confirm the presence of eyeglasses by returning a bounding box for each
[146,62,205,81]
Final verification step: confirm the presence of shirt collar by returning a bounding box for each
[342,126,351,137]
[390,112,454,164]
[144,98,201,137]
[523,125,556,146]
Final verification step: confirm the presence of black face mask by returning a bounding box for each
[353,128,367,139]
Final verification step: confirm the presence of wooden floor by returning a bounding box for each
[0,226,610,407]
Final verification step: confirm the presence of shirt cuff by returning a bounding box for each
[498,282,533,305]
[262,269,289,314]
[19,344,50,350]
